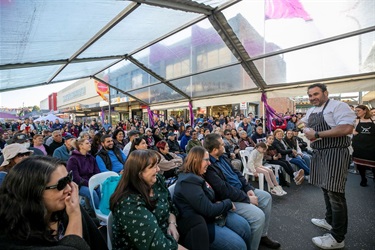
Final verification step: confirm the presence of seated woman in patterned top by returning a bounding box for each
[110,150,187,250]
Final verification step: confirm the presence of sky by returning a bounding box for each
[0,81,76,109]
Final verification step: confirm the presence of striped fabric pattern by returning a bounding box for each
[308,100,351,193]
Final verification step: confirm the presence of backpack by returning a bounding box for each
[99,175,121,215]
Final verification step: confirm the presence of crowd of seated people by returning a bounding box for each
[1,111,342,249]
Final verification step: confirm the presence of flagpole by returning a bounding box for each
[108,86,112,126]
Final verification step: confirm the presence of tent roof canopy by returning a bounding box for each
[1,0,374,105]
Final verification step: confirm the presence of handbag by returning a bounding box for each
[267,148,278,157]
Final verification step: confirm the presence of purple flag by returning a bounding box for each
[265,0,312,21]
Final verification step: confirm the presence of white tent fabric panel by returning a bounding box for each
[53,59,119,82]
[79,4,200,59]
[0,0,129,65]
[0,64,62,90]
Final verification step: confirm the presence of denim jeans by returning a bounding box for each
[210,211,251,250]
[322,188,347,242]
[234,189,272,250]
[79,186,100,209]
[301,153,311,168]
[290,156,310,175]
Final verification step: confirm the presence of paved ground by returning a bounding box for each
[258,171,375,250]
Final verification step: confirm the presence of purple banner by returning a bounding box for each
[188,101,194,127]
[261,92,282,132]
[147,106,154,128]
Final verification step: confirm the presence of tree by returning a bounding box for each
[32,105,40,112]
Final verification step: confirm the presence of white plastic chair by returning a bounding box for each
[88,171,119,225]
[107,212,114,250]
[264,163,281,184]
[239,150,265,191]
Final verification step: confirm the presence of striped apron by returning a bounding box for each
[308,100,351,193]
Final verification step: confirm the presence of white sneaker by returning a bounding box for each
[275,185,287,195]
[270,187,285,196]
[311,218,332,230]
[312,233,344,249]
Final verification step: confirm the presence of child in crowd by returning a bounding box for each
[247,142,287,196]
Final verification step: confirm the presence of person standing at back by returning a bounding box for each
[301,83,355,249]
[351,105,375,187]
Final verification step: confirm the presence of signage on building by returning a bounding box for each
[232,103,240,116]
[240,102,247,110]
[111,97,128,104]
[63,87,86,103]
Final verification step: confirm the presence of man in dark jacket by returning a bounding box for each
[48,130,65,155]
[96,134,126,173]
[203,133,280,250]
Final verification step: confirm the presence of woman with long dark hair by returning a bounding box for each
[110,150,186,250]
[352,105,375,187]
[128,136,148,155]
[0,156,107,249]
[112,129,127,150]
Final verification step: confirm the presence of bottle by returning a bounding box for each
[303,128,322,143]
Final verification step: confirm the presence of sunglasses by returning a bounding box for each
[225,133,231,135]
[16,152,31,158]
[45,171,73,191]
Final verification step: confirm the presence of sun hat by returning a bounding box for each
[1,143,33,167]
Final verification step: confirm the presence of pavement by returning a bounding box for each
[257,170,375,250]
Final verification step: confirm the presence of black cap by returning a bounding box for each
[128,130,140,137]
[64,134,76,140]
[12,133,30,143]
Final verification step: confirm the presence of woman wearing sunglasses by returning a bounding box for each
[110,150,187,250]
[0,143,32,185]
[173,146,251,250]
[0,156,107,250]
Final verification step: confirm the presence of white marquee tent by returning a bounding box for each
[1,0,374,105]
[34,114,64,123]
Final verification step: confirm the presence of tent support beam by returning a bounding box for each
[129,0,213,15]
[92,76,149,106]
[127,56,191,100]
[208,11,266,90]
[47,2,140,83]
